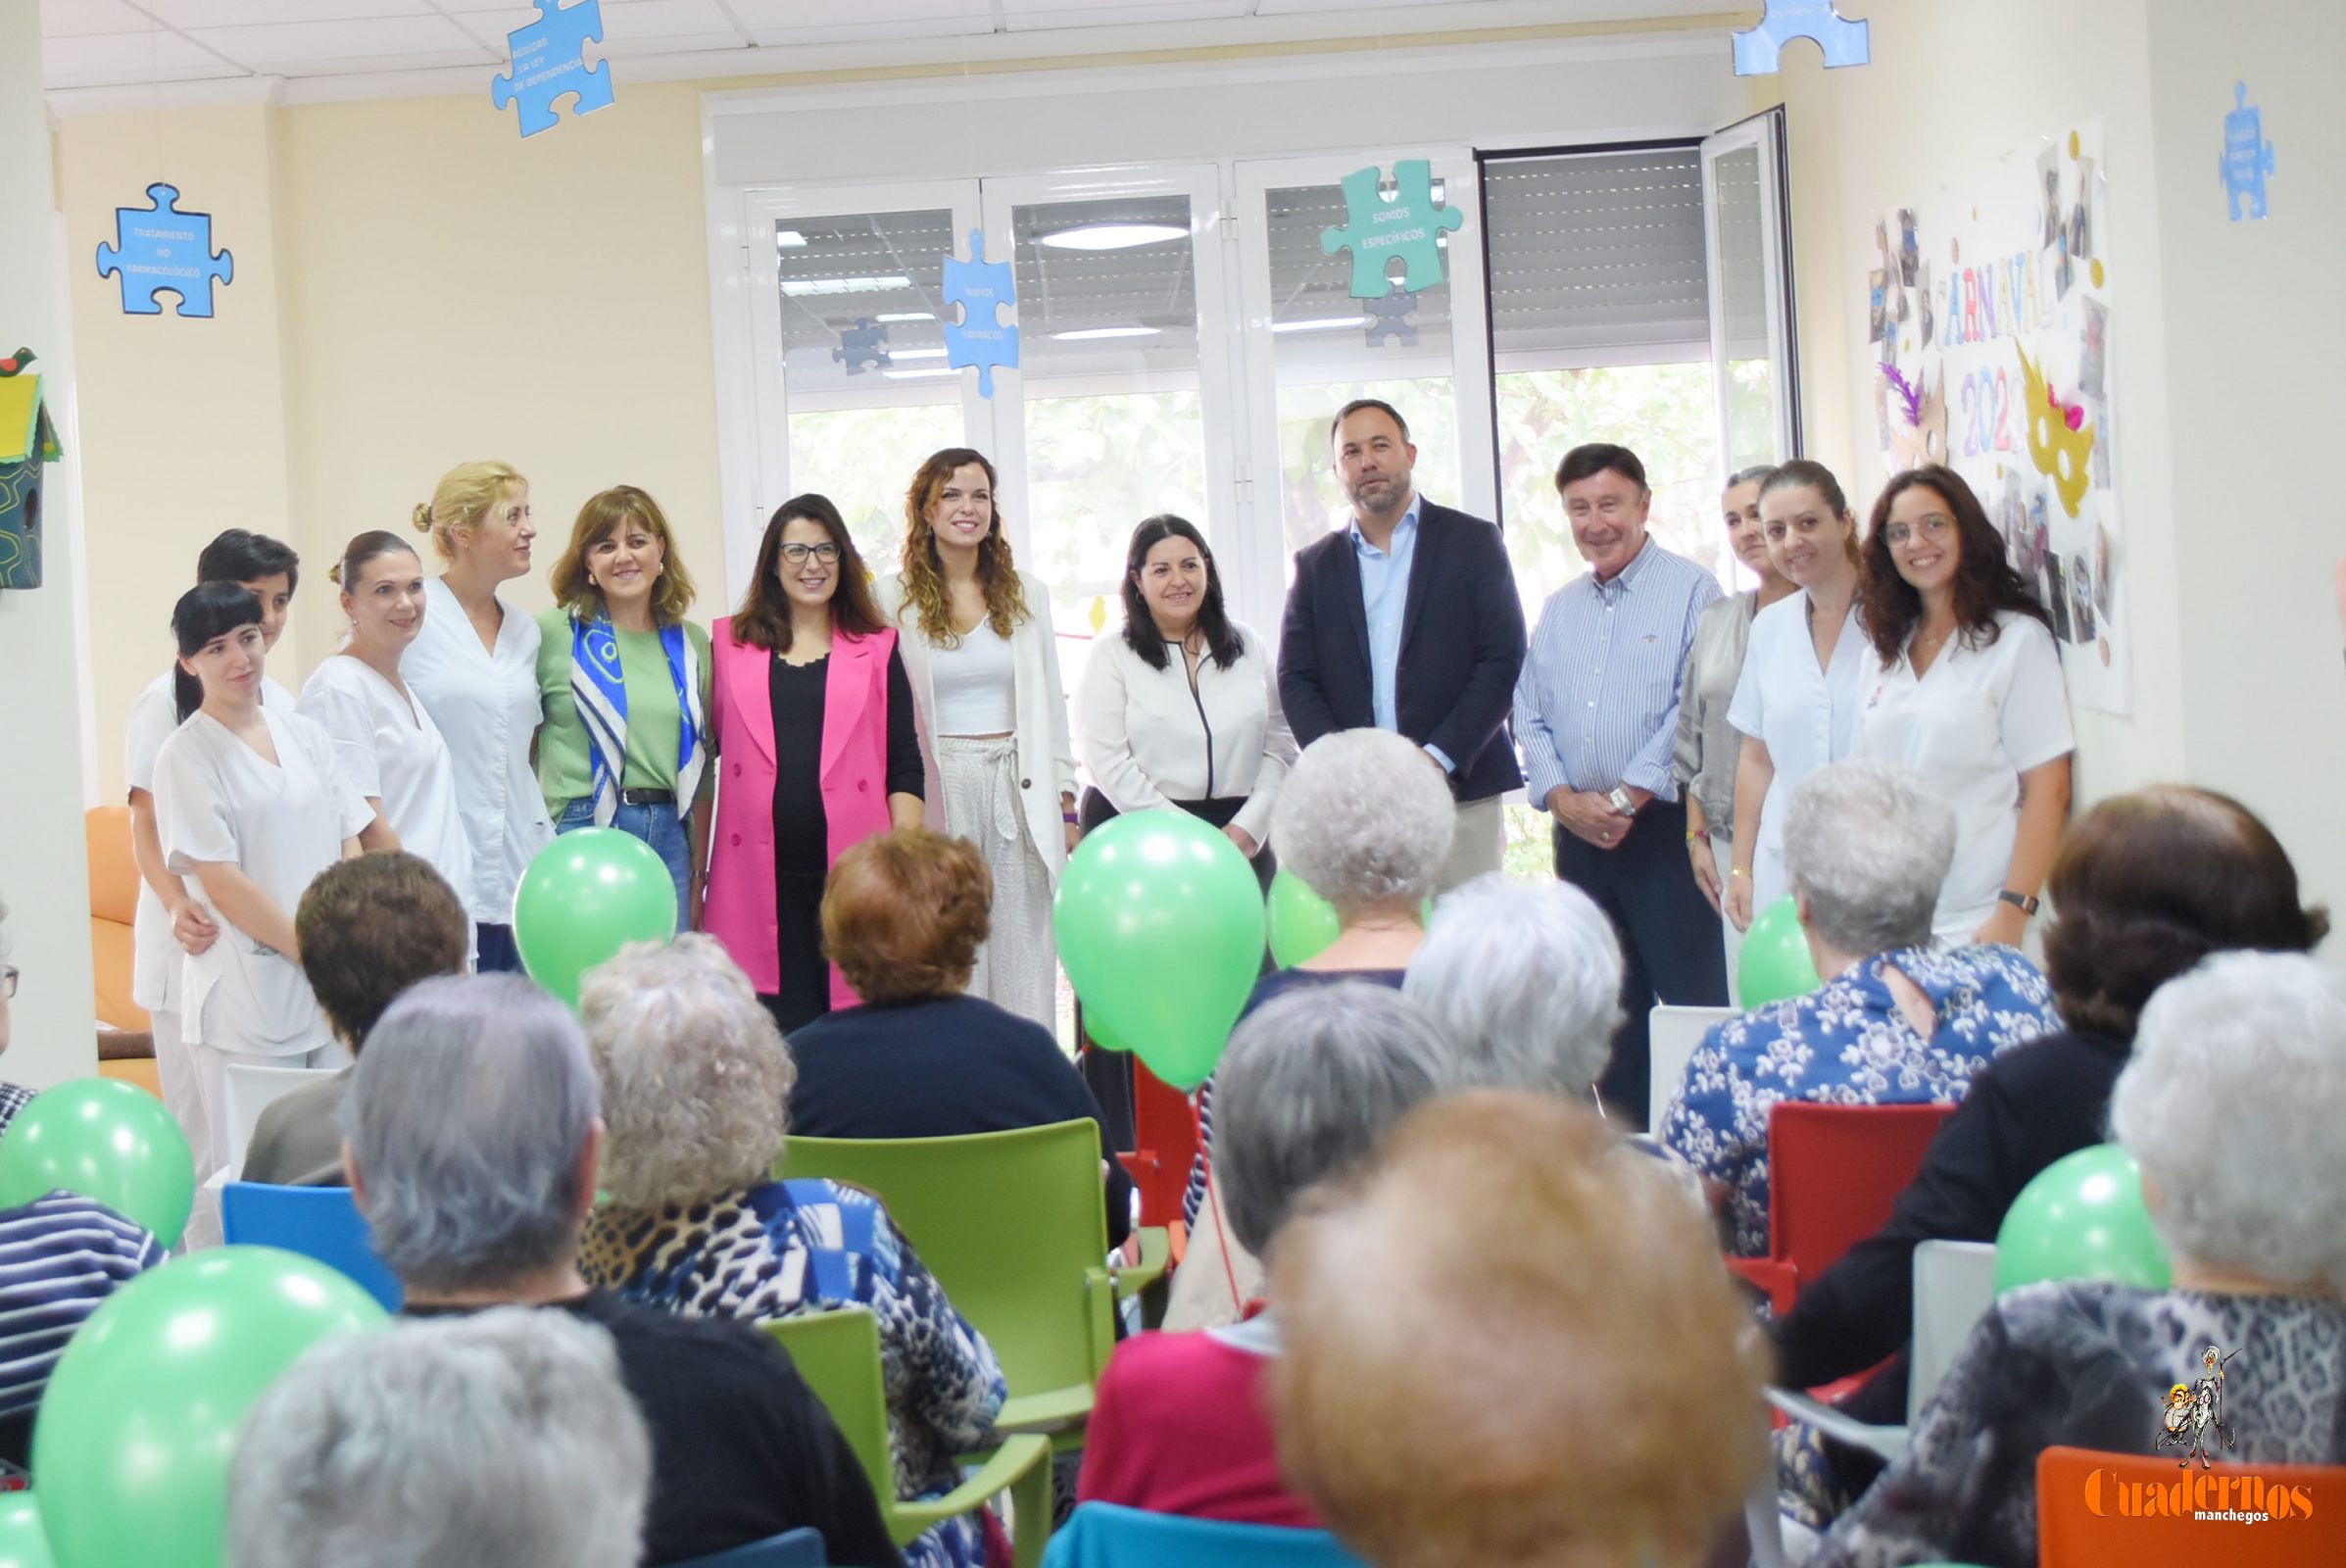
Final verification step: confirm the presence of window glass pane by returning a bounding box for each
[1711,144,1779,472]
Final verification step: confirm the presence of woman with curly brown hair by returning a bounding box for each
[876,450,1077,1029]
[1850,464,2073,949]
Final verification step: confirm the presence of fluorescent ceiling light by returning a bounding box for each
[887,347,949,360]
[782,274,912,297]
[883,368,960,380]
[875,312,935,322]
[1037,223,1186,251]
[1051,325,1161,341]
[1271,317,1362,334]
[774,229,807,248]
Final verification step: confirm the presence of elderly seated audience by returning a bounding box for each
[1812,951,2346,1567]
[1077,983,1447,1527]
[783,828,1133,1247]
[576,937,1004,1568]
[1273,1091,1768,1568]
[228,1308,653,1568]
[0,889,33,1134]
[1402,872,1624,1101]
[243,852,469,1186]
[345,973,901,1567]
[1772,786,2327,1500]
[1660,759,2061,1255]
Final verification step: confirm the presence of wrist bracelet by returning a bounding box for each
[1062,812,1080,825]
[1729,867,1750,879]
[1684,828,1703,845]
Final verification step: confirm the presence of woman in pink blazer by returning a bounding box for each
[707,495,925,1031]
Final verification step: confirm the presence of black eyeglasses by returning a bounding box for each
[780,543,841,564]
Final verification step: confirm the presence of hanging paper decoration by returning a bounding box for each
[942,230,1018,398]
[1321,160,1461,300]
[2220,82,2275,220]
[1732,0,1871,76]
[492,0,614,138]
[95,184,233,318]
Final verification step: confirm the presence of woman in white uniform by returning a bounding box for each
[124,529,302,1181]
[1852,464,2074,948]
[298,531,476,936]
[153,583,377,1153]
[1723,461,1870,931]
[878,448,1077,1031]
[401,462,550,972]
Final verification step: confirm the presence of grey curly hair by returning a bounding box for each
[1271,729,1456,910]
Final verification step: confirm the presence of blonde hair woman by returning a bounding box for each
[875,449,1077,1030]
[402,462,549,971]
[536,486,710,932]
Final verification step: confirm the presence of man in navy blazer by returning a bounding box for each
[1278,400,1527,889]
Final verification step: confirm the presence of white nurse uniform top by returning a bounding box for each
[154,708,375,1055]
[1724,593,1867,913]
[298,655,477,917]
[1850,609,2075,947]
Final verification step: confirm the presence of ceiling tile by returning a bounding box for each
[184,13,485,68]
[600,0,740,41]
[729,0,992,47]
[597,28,744,57]
[145,0,433,25]
[998,0,1251,27]
[39,0,159,37]
[269,47,499,74]
[42,29,246,86]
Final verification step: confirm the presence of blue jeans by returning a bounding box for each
[558,797,693,935]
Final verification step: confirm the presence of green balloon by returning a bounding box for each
[513,827,679,1008]
[0,1079,194,1249]
[1054,811,1267,1092]
[1085,1011,1135,1054]
[0,1494,56,1568]
[1738,896,1823,1005]
[1266,867,1343,968]
[1994,1143,2172,1296]
[33,1247,389,1568]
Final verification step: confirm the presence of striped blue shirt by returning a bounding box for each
[1515,539,1721,804]
[0,1191,160,1422]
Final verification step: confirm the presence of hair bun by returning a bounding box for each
[411,503,434,532]
[327,563,344,585]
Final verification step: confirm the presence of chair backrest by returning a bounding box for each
[1765,1102,1956,1286]
[2037,1446,2346,1566]
[660,1528,828,1568]
[764,1309,898,1521]
[1908,1240,1998,1425]
[220,1063,339,1174]
[783,1120,1109,1400]
[219,1182,403,1311]
[85,806,148,1032]
[1648,1004,1737,1129]
[1128,1060,1196,1231]
[1043,1502,1364,1568]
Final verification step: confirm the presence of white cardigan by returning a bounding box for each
[1073,621,1295,844]
[877,570,1081,883]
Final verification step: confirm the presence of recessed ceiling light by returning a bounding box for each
[782,275,912,296]
[1050,325,1162,341]
[774,229,807,249]
[1038,223,1187,252]
[875,312,935,322]
[883,368,960,380]
[1270,317,1362,334]
[888,347,950,360]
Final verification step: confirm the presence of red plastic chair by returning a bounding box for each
[1113,1060,1197,1260]
[2037,1446,2346,1566]
[1727,1101,1957,1315]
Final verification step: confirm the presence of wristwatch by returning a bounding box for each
[1607,785,1638,816]
[1997,889,2040,915]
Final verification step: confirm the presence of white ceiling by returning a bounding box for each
[40,0,1713,100]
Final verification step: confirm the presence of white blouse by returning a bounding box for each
[928,623,1018,735]
[401,577,551,924]
[154,708,374,1054]
[1851,610,2075,946]
[124,669,296,1014]
[1074,622,1295,845]
[1725,594,1867,912]
[298,655,476,917]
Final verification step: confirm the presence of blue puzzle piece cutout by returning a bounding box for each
[1363,289,1418,348]
[492,0,613,138]
[1321,160,1462,300]
[832,318,891,374]
[1733,0,1871,76]
[95,183,234,318]
[942,229,1018,399]
[2221,81,2275,221]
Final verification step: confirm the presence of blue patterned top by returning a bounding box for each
[1659,945,2060,1256]
[581,1176,1004,1568]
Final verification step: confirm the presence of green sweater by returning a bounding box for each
[535,608,713,815]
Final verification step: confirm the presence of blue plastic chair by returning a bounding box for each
[218,1183,403,1311]
[1042,1503,1363,1568]
[661,1528,827,1567]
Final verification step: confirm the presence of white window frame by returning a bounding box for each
[1700,108,1801,466]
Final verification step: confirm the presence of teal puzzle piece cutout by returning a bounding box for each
[2221,82,2274,221]
[1320,160,1462,300]
[943,229,1018,399]
[1733,0,1871,76]
[95,183,233,318]
[492,0,613,138]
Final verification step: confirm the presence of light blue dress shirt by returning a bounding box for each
[1347,497,1455,772]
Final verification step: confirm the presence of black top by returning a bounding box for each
[769,647,924,871]
[1276,499,1528,801]
[787,993,1137,1247]
[410,1291,903,1568]
[1769,1028,2131,1396]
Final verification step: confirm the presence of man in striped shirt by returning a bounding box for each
[1514,443,1728,1129]
[0,1192,161,1467]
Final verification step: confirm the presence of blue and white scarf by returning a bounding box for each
[568,614,707,827]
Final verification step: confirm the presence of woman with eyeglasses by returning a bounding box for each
[705,495,923,1032]
[1851,465,2074,949]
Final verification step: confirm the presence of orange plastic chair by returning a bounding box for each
[86,806,149,1034]
[2037,1445,2346,1566]
[1117,1059,1197,1260]
[1727,1101,1956,1314]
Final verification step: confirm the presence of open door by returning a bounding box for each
[1701,107,1800,469]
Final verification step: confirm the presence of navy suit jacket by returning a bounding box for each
[1277,499,1528,802]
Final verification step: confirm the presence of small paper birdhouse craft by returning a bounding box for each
[0,370,63,591]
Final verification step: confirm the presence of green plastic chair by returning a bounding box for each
[781,1119,1170,1446]
[768,1307,1052,1568]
